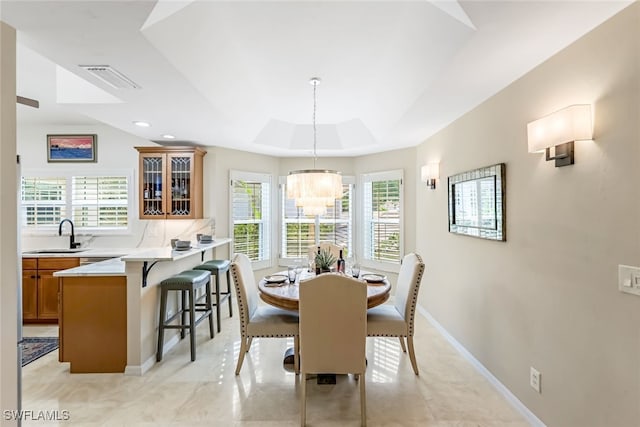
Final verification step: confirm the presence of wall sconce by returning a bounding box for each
[421,162,440,189]
[527,104,593,167]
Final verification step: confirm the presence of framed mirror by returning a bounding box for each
[448,163,506,241]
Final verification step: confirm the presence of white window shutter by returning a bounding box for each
[230,171,271,268]
[362,170,403,265]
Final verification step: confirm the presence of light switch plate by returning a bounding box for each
[618,265,640,296]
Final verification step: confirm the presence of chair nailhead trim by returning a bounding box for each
[407,253,425,337]
[231,263,298,340]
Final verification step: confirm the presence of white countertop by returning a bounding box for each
[121,238,232,261]
[22,247,134,258]
[54,257,125,277]
[51,238,232,277]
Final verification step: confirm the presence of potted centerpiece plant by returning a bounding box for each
[315,248,336,274]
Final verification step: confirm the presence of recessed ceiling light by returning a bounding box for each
[162,134,176,139]
[133,121,150,128]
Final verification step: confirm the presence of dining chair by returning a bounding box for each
[299,273,368,426]
[307,241,343,265]
[230,253,299,375]
[366,253,425,375]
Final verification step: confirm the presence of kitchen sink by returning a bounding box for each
[24,249,87,254]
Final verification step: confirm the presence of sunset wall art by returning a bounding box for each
[47,134,97,162]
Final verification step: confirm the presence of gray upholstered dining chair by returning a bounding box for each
[366,253,425,375]
[299,273,368,426]
[230,253,299,375]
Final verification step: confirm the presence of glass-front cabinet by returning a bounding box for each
[135,146,206,219]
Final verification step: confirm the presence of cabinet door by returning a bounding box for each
[38,271,60,320]
[167,152,196,219]
[139,152,167,219]
[22,270,38,321]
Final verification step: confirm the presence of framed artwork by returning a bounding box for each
[448,163,506,241]
[47,134,97,163]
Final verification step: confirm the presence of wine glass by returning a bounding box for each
[307,252,315,272]
[351,263,361,278]
[295,258,304,276]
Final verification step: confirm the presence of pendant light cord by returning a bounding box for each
[310,77,321,169]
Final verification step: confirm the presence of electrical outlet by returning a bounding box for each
[530,367,541,393]
[618,265,640,296]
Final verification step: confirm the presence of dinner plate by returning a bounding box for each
[174,246,192,251]
[362,273,386,283]
[264,274,287,285]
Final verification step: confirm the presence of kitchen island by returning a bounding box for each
[53,238,232,375]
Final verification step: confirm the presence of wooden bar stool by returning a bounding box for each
[194,260,232,332]
[157,270,213,362]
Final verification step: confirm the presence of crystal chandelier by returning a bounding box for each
[287,77,342,216]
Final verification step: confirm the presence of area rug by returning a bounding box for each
[21,337,58,367]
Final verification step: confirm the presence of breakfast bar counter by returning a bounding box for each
[53,238,232,375]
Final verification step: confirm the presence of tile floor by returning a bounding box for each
[22,310,529,426]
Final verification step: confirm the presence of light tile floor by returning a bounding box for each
[22,310,529,426]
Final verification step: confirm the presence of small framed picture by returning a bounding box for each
[47,134,97,163]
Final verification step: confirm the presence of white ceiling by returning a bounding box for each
[2,0,633,157]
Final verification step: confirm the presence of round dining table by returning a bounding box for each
[258,270,391,311]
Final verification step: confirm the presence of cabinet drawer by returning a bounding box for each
[38,258,80,270]
[22,258,37,269]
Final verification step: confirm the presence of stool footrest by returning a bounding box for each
[212,292,232,306]
[162,311,212,329]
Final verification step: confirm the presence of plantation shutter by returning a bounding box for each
[280,177,354,261]
[71,176,128,228]
[362,170,403,264]
[230,171,271,268]
[21,177,67,228]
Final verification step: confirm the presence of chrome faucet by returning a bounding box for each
[58,219,80,249]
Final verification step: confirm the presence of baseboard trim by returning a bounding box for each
[124,334,180,376]
[418,305,546,427]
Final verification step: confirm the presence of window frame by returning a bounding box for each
[20,169,134,235]
[359,169,404,273]
[278,175,355,266]
[229,170,272,270]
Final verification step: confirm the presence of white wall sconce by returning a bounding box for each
[421,162,440,189]
[527,104,593,167]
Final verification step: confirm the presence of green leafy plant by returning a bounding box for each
[315,248,336,272]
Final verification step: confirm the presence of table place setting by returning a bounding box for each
[257,264,391,311]
[171,239,192,251]
[196,234,214,244]
[361,273,387,284]
[263,274,288,287]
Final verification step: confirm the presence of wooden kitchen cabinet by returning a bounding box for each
[59,275,127,373]
[22,270,38,320]
[135,146,206,220]
[22,257,80,323]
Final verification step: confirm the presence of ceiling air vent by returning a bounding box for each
[78,65,141,89]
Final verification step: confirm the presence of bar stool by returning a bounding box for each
[157,270,213,362]
[193,259,232,332]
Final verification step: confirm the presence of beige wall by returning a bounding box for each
[0,21,18,426]
[416,4,640,426]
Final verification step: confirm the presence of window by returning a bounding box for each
[21,177,67,227]
[230,171,271,269]
[72,176,128,228]
[362,170,403,268]
[280,176,354,263]
[21,173,131,232]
